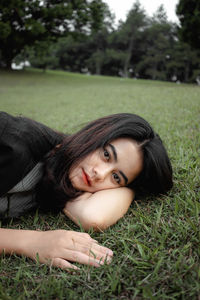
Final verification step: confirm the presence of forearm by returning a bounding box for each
[64,187,134,231]
[0,228,40,258]
[0,228,113,269]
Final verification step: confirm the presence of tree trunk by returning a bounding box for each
[123,34,134,77]
[2,48,15,70]
[153,62,158,80]
[5,59,12,70]
[95,61,101,75]
[184,61,190,82]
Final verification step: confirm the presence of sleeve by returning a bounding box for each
[0,112,31,196]
[0,112,63,197]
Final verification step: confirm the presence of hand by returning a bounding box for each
[23,230,113,270]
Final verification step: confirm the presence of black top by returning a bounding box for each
[0,112,63,197]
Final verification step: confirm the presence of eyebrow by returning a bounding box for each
[108,144,117,161]
[119,171,128,185]
[108,143,128,185]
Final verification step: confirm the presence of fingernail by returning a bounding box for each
[107,250,113,256]
[106,256,112,263]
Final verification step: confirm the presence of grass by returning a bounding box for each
[0,68,199,299]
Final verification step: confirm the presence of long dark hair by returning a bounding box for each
[36,113,173,212]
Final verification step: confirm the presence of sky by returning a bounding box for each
[104,0,179,24]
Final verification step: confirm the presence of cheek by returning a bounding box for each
[83,152,100,167]
[123,159,143,183]
[98,177,116,190]
[130,160,143,181]
[69,167,77,179]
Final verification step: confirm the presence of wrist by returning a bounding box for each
[17,229,43,259]
[0,228,41,259]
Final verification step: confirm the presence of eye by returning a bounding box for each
[112,172,121,184]
[103,149,110,161]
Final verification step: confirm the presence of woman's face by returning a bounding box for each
[69,138,143,193]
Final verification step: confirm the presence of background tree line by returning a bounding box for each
[1,0,200,83]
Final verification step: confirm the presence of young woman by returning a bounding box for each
[0,111,173,269]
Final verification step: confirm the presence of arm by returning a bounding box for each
[63,187,134,231]
[0,228,113,270]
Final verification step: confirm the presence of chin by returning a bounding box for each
[72,182,90,193]
[81,186,93,193]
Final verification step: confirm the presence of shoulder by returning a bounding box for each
[0,112,62,196]
[0,112,63,159]
[0,112,13,137]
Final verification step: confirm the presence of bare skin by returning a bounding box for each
[65,138,143,231]
[64,188,134,231]
[69,138,143,193]
[0,139,142,269]
[0,229,113,270]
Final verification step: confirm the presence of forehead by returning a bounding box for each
[110,137,138,151]
[109,138,143,183]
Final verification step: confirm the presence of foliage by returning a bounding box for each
[0,0,108,68]
[1,0,200,83]
[136,6,175,81]
[166,42,200,83]
[83,1,115,75]
[176,0,200,49]
[0,69,200,299]
[89,0,114,34]
[116,1,147,77]
[27,41,58,71]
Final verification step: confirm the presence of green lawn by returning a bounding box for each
[0,69,199,299]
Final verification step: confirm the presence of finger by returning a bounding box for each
[62,249,107,267]
[51,257,80,271]
[71,231,98,243]
[69,231,91,239]
[69,234,113,256]
[90,242,113,257]
[90,248,113,264]
[74,242,113,263]
[64,232,113,260]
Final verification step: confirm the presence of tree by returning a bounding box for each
[136,6,175,81]
[22,1,114,74]
[86,0,115,75]
[115,1,147,77]
[0,0,107,69]
[26,40,59,72]
[53,1,114,75]
[176,0,200,49]
[166,41,200,83]
[53,35,92,72]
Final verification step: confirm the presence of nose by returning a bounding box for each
[93,163,113,182]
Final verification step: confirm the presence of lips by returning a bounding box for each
[82,168,91,186]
